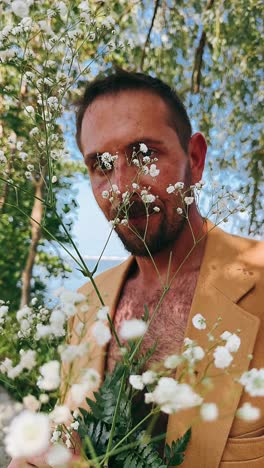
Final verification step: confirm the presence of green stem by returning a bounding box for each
[103,370,127,467]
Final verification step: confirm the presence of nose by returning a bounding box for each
[110,156,137,195]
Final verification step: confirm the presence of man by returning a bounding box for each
[10,71,264,467]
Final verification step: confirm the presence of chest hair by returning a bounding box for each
[107,270,200,373]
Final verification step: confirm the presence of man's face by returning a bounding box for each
[80,90,203,256]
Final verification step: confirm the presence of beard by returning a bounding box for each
[115,211,187,256]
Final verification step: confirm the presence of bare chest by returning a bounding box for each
[107,272,199,373]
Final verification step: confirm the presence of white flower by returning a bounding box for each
[236,402,261,421]
[221,332,241,353]
[5,411,50,458]
[119,319,147,340]
[164,354,182,369]
[52,176,57,183]
[142,370,157,385]
[129,375,144,390]
[145,392,154,404]
[153,206,160,212]
[102,190,109,199]
[0,152,7,165]
[92,321,111,346]
[174,182,184,190]
[97,306,109,321]
[19,350,36,370]
[24,105,35,116]
[11,1,29,18]
[143,156,151,164]
[200,403,218,421]
[111,184,119,193]
[192,313,206,330]
[149,164,159,177]
[239,368,264,396]
[166,185,175,194]
[0,357,13,374]
[213,346,233,369]
[132,183,139,191]
[184,196,194,206]
[46,444,71,466]
[39,394,49,404]
[139,143,148,153]
[50,405,71,424]
[70,383,89,405]
[141,193,155,204]
[23,395,40,412]
[184,337,194,347]
[37,361,60,391]
[152,378,203,414]
[183,346,205,365]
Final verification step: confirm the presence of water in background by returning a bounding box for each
[54,256,128,293]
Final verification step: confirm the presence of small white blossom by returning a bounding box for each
[221,331,241,353]
[37,361,60,391]
[142,370,157,385]
[149,164,160,177]
[24,105,35,116]
[52,176,57,183]
[119,319,147,340]
[39,394,49,404]
[102,190,109,199]
[152,378,203,414]
[141,193,155,204]
[166,185,175,194]
[174,182,184,190]
[184,196,194,206]
[0,152,7,165]
[176,207,183,215]
[129,375,144,390]
[92,321,111,346]
[97,306,109,321]
[5,411,50,458]
[139,143,148,153]
[50,405,71,424]
[236,402,261,421]
[192,313,206,330]
[239,368,264,396]
[164,354,182,369]
[183,346,205,365]
[213,346,233,369]
[200,403,218,421]
[153,206,160,212]
[46,444,71,466]
[23,395,40,412]
[145,392,154,404]
[11,1,29,18]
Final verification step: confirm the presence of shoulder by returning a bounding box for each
[77,256,133,296]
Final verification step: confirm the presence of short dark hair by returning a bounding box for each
[75,69,192,153]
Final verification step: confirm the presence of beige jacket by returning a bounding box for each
[63,221,264,468]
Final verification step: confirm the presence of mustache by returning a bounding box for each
[110,195,158,220]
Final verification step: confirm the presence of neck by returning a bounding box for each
[134,210,207,288]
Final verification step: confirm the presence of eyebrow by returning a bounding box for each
[84,138,164,164]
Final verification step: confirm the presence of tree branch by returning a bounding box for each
[140,0,161,71]
[191,0,215,94]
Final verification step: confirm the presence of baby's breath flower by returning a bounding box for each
[24,105,35,116]
[166,185,175,194]
[97,305,109,321]
[236,402,260,421]
[176,207,183,215]
[37,361,60,391]
[239,368,264,396]
[46,444,71,466]
[132,182,139,190]
[119,319,147,340]
[184,196,194,206]
[92,321,111,346]
[11,0,29,18]
[139,143,148,154]
[164,354,182,369]
[213,346,233,369]
[174,182,184,190]
[200,403,218,421]
[142,370,157,385]
[129,375,144,390]
[153,206,160,212]
[192,313,206,330]
[149,164,160,177]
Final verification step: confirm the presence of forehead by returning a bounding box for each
[80,90,172,153]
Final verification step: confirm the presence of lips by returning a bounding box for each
[111,198,160,221]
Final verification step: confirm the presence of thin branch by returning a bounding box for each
[140,0,161,71]
[191,0,215,94]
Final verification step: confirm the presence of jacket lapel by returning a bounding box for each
[166,222,260,468]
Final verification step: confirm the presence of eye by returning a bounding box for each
[138,148,156,159]
[92,154,114,173]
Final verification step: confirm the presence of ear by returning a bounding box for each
[188,132,207,183]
